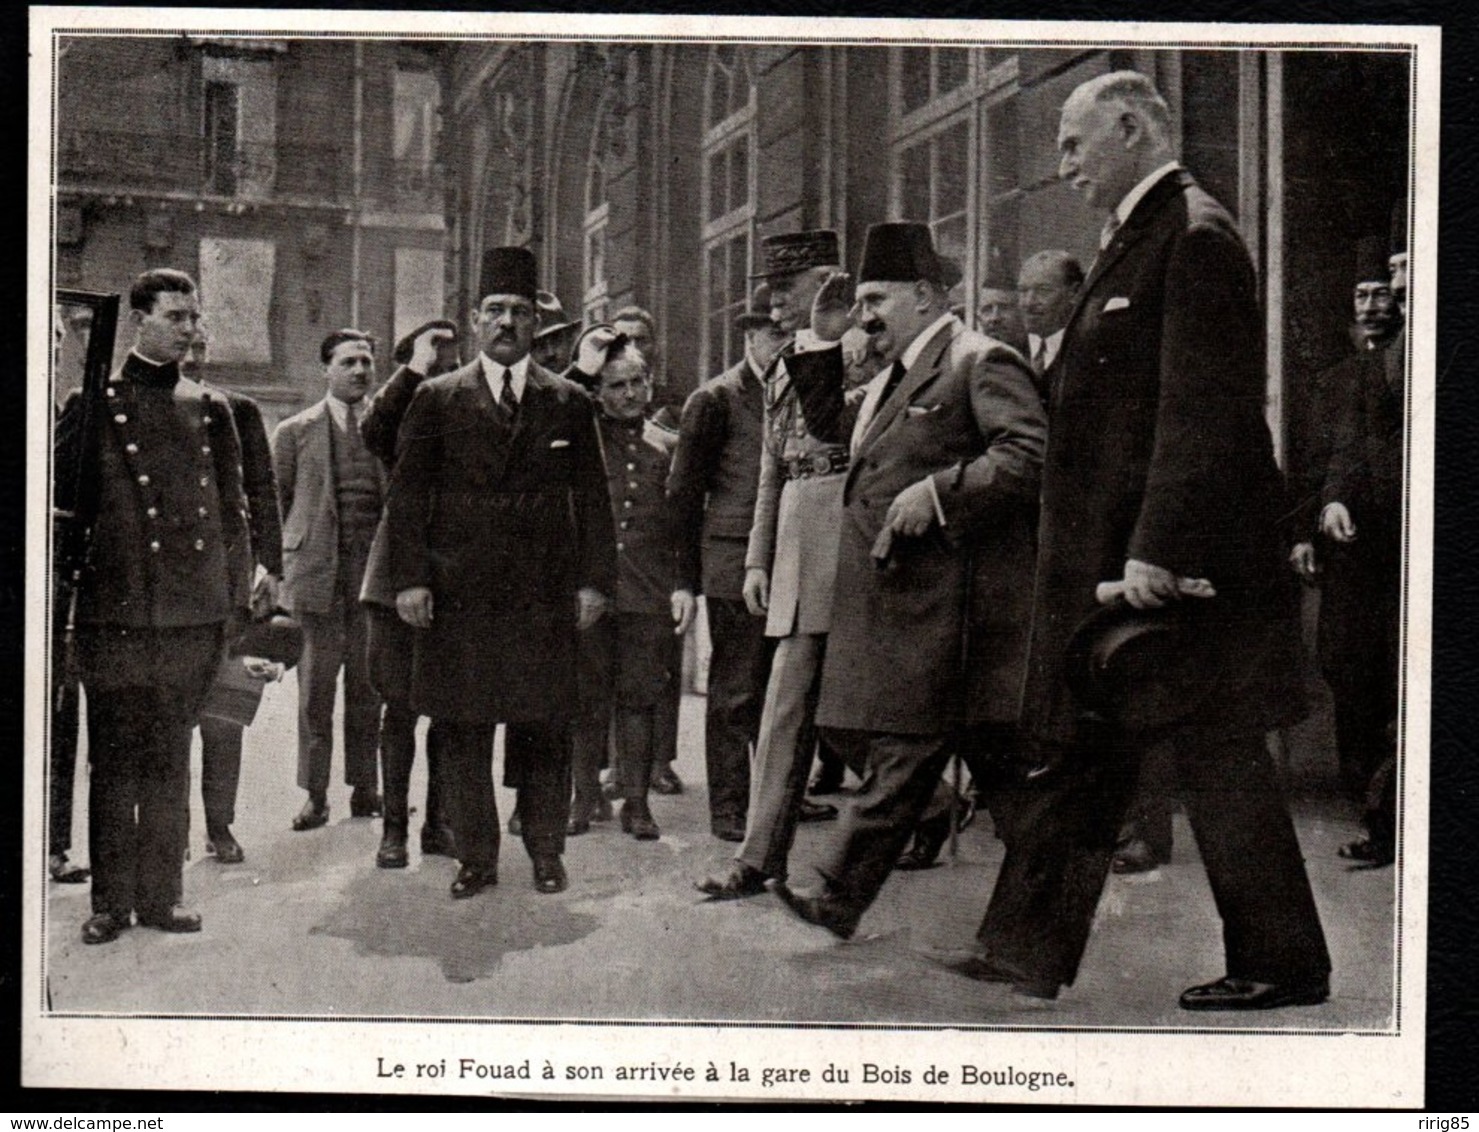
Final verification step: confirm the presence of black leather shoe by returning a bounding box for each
[350,788,382,818]
[50,853,90,884]
[1179,975,1330,1011]
[621,800,660,840]
[205,829,245,865]
[917,946,1061,1000]
[1112,837,1161,874]
[532,856,568,894]
[695,862,768,900]
[420,824,457,858]
[137,905,202,933]
[450,865,497,899]
[651,764,684,795]
[895,811,950,871]
[507,809,523,836]
[292,797,329,831]
[81,912,127,945]
[798,799,839,823]
[711,818,746,843]
[767,879,860,940]
[376,827,409,869]
[568,795,602,836]
[1339,837,1395,867]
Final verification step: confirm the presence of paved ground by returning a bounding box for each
[42,675,1398,1031]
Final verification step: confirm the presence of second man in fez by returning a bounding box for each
[769,223,1045,940]
[385,246,616,896]
[272,330,386,831]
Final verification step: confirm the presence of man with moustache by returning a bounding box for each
[56,268,251,943]
[272,330,386,831]
[967,72,1329,1009]
[385,246,615,896]
[767,222,1045,934]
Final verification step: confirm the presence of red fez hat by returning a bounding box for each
[479,246,538,302]
[858,222,963,289]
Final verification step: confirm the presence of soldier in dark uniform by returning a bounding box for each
[56,268,251,945]
[569,332,694,839]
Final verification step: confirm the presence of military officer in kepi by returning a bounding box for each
[55,268,252,945]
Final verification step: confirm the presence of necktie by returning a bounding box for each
[344,400,361,448]
[1032,339,1047,376]
[875,360,907,413]
[498,369,518,419]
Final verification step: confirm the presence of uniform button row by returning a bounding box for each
[126,443,138,455]
[616,542,625,552]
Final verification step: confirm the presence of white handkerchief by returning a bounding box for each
[1103,296,1131,312]
[550,439,571,449]
[906,404,939,417]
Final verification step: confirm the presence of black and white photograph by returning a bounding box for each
[24,8,1437,1106]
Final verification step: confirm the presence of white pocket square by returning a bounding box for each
[906,404,940,417]
[550,439,571,449]
[1103,296,1131,312]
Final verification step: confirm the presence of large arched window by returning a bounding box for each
[699,45,756,378]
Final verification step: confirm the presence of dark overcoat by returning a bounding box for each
[382,358,616,723]
[1021,169,1305,745]
[816,319,1046,734]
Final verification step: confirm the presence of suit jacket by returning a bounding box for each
[383,357,617,722]
[1022,169,1304,744]
[271,397,388,615]
[57,357,252,635]
[358,364,433,609]
[666,358,767,600]
[816,319,1045,733]
[223,389,282,576]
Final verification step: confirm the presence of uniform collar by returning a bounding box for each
[124,349,180,389]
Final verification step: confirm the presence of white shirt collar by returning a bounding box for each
[1028,329,1066,368]
[480,352,530,403]
[1113,161,1182,230]
[899,312,958,372]
[325,392,360,427]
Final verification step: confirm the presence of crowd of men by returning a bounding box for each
[50,71,1406,1013]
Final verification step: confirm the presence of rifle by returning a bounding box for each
[52,290,120,705]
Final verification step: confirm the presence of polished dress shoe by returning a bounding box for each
[81,912,128,945]
[205,828,245,865]
[507,809,523,836]
[695,862,768,900]
[450,864,497,899]
[137,905,202,933]
[620,799,660,840]
[292,796,329,831]
[420,824,458,858]
[567,795,602,836]
[376,827,409,869]
[711,818,746,843]
[651,764,684,795]
[895,811,950,871]
[1111,837,1161,875]
[798,799,838,823]
[49,853,90,884]
[532,856,568,894]
[350,788,383,818]
[917,945,1061,1000]
[767,879,860,940]
[1339,836,1395,867]
[1179,975,1330,1011]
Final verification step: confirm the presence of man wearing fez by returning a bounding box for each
[767,222,1045,933]
[56,268,251,944]
[358,319,463,868]
[385,246,615,896]
[969,72,1328,1008]
[272,329,386,832]
[668,286,789,850]
[1291,237,1405,868]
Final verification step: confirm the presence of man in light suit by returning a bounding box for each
[968,72,1329,1009]
[770,222,1045,939]
[384,246,615,897]
[271,330,386,831]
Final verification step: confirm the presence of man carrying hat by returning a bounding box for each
[383,246,616,896]
[968,71,1329,1009]
[768,222,1045,936]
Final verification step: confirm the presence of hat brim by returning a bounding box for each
[534,319,582,341]
[1062,600,1205,736]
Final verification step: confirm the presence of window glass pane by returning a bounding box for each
[934,215,968,268]
[709,47,733,128]
[900,49,931,115]
[708,243,727,309]
[935,48,969,95]
[587,228,605,290]
[708,313,728,376]
[729,135,750,213]
[730,51,753,118]
[898,138,930,220]
[708,148,728,221]
[986,98,1020,198]
[935,119,969,219]
[727,232,748,303]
